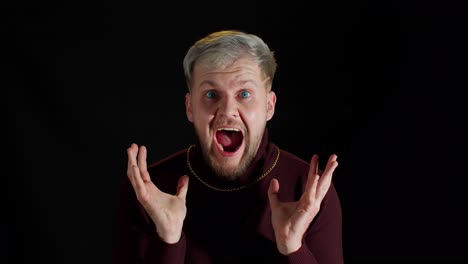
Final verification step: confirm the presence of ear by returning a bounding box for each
[185,93,194,122]
[266,91,276,121]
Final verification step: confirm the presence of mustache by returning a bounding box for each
[212,119,244,130]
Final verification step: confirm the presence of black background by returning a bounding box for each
[6,0,466,263]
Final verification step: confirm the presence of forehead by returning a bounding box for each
[192,56,265,87]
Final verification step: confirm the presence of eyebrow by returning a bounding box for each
[237,79,258,87]
[199,79,258,88]
[198,80,217,88]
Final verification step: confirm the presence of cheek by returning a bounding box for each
[193,113,211,125]
[192,106,215,128]
[243,110,259,121]
[194,100,216,114]
[241,104,268,126]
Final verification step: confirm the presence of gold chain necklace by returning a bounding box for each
[186,145,280,192]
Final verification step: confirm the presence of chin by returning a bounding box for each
[196,128,260,180]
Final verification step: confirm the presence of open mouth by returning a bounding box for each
[215,128,244,153]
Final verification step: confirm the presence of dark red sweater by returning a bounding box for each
[114,130,343,263]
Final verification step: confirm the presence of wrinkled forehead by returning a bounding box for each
[195,52,254,71]
[191,56,269,86]
[192,58,269,87]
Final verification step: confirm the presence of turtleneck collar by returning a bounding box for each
[188,127,278,190]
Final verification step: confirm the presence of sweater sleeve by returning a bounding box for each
[113,178,187,264]
[286,183,344,264]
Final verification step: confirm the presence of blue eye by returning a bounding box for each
[206,91,216,98]
[240,91,251,98]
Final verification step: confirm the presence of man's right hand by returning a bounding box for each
[126,143,189,244]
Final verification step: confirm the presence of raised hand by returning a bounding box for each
[268,154,338,255]
[126,143,189,243]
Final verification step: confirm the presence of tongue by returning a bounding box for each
[217,131,242,149]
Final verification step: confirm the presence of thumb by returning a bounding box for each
[268,178,280,208]
[176,175,189,200]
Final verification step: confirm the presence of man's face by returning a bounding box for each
[185,56,276,180]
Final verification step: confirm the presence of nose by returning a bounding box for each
[217,96,238,118]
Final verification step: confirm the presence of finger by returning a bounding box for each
[176,175,189,200]
[127,143,139,168]
[327,154,338,166]
[317,155,339,199]
[321,155,338,184]
[305,154,319,191]
[126,144,139,186]
[310,154,319,175]
[267,178,280,208]
[126,168,136,189]
[130,163,147,197]
[305,172,320,204]
[303,154,320,202]
[138,145,151,182]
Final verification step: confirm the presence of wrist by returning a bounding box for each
[277,240,302,255]
[155,226,182,244]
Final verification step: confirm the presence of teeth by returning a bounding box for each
[217,127,240,132]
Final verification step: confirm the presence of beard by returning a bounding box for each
[195,127,264,181]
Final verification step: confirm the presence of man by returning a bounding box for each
[115,30,343,263]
